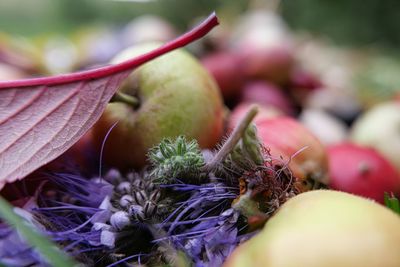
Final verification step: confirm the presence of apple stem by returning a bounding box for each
[110,92,140,108]
[202,104,259,173]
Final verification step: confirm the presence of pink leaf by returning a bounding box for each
[0,13,218,189]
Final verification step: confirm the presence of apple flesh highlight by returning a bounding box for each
[224,190,400,267]
[92,44,224,170]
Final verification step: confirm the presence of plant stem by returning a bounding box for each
[111,92,140,108]
[202,104,259,173]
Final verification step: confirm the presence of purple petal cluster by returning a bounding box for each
[35,173,114,253]
[160,182,249,267]
[1,168,255,266]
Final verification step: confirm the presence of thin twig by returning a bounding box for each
[202,105,259,173]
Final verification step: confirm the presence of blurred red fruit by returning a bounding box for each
[228,102,282,131]
[202,51,245,100]
[289,68,322,90]
[256,117,329,191]
[238,47,294,84]
[327,143,400,203]
[240,81,294,115]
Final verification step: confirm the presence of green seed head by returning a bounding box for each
[148,136,205,184]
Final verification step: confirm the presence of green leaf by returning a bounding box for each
[0,196,78,267]
[384,192,400,215]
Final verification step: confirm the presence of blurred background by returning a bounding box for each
[1,0,400,48]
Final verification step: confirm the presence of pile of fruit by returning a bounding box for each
[1,8,400,267]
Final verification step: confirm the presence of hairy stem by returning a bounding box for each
[202,104,259,173]
[110,92,140,108]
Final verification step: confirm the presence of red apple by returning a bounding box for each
[240,81,294,115]
[228,102,282,131]
[238,47,294,84]
[289,68,322,91]
[92,43,224,170]
[288,68,323,106]
[327,143,400,203]
[201,51,245,101]
[256,116,329,191]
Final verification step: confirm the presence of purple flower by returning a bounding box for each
[158,182,248,266]
[32,172,115,263]
[1,165,255,266]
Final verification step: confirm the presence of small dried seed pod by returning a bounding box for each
[146,181,156,192]
[128,204,145,220]
[132,178,144,189]
[143,201,157,218]
[134,190,147,205]
[117,182,132,193]
[120,195,134,208]
[149,189,161,202]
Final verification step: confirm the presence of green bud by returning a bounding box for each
[148,136,205,184]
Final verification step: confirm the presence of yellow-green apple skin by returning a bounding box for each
[92,44,224,170]
[224,190,400,267]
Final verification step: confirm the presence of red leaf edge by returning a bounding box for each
[0,12,218,89]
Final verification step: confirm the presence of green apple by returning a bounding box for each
[225,190,400,267]
[92,43,224,170]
